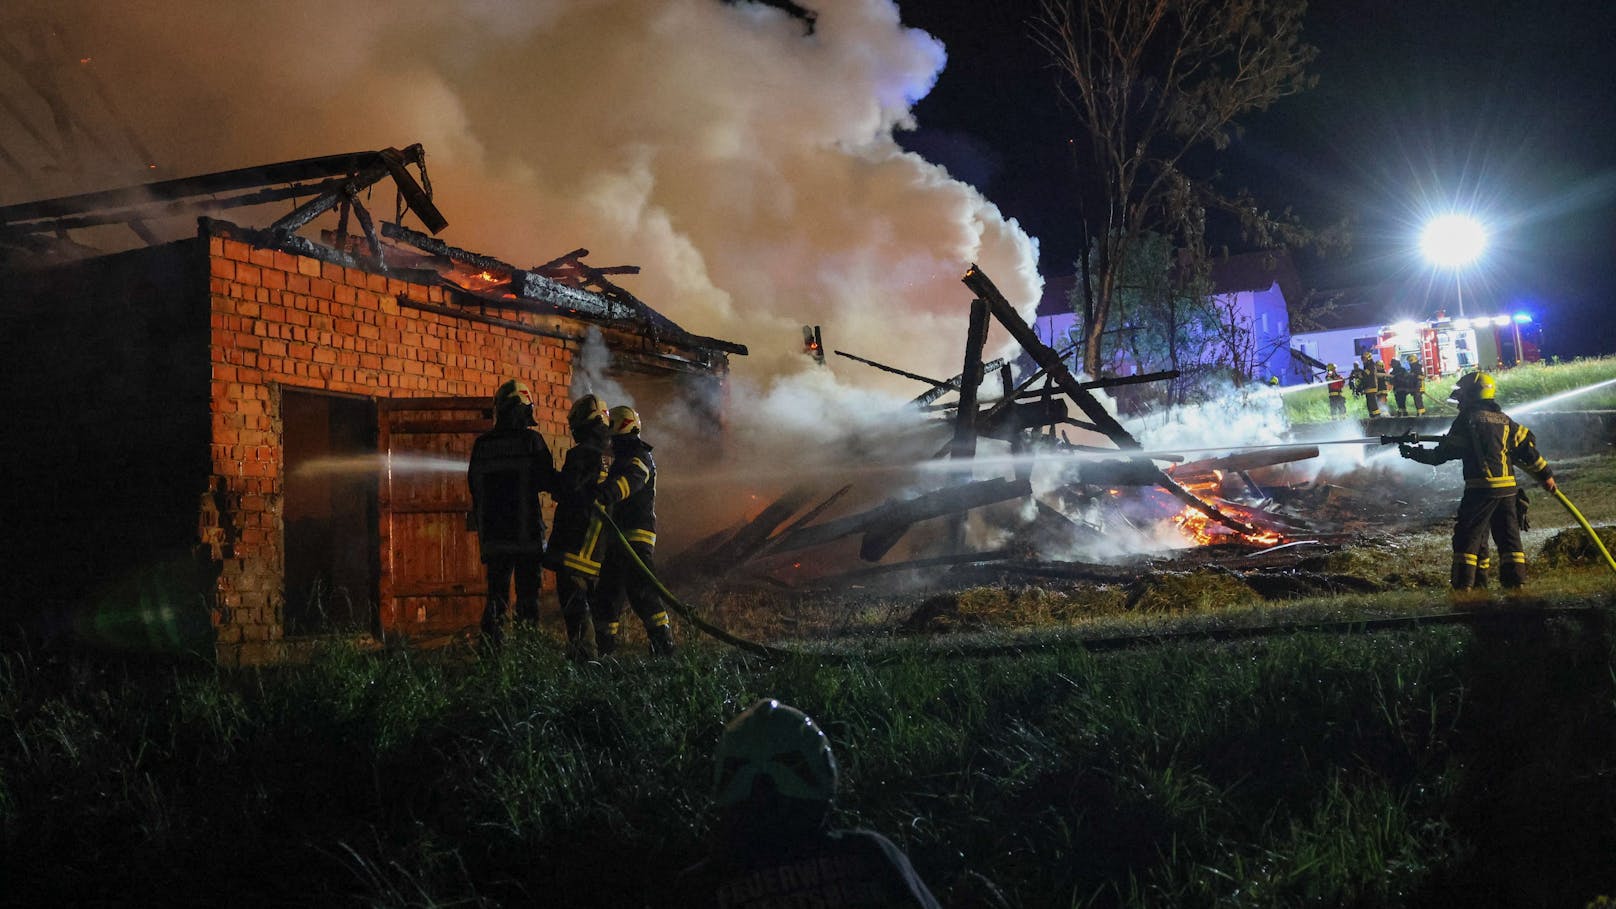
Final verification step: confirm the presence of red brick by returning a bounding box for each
[223,239,251,262]
[261,268,287,291]
[209,237,225,256]
[297,256,322,277]
[310,278,335,299]
[236,264,262,287]
[321,261,344,281]
[287,274,311,295]
[210,257,235,280]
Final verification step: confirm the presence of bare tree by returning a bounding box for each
[1034,0,1322,378]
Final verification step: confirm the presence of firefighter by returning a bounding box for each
[1325,363,1347,418]
[468,379,557,649]
[545,394,613,661]
[1389,358,1411,416]
[592,405,676,657]
[670,699,941,908]
[1356,353,1382,418]
[1373,353,1394,415]
[1406,354,1427,415]
[1399,371,1556,594]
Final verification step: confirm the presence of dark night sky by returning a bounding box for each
[894,0,1616,355]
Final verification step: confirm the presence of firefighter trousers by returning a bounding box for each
[1451,490,1526,589]
[1328,395,1346,417]
[552,568,599,661]
[594,540,675,655]
[481,554,543,647]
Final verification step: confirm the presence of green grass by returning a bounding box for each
[5,591,1615,907]
[1285,355,1616,424]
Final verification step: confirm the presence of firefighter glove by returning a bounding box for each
[1398,443,1417,460]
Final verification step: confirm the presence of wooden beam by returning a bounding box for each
[1170,446,1321,479]
[950,298,990,463]
[962,265,1259,536]
[949,297,991,551]
[766,476,1032,557]
[834,349,944,386]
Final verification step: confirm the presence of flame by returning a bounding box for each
[1170,504,1284,547]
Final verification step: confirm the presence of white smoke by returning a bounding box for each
[1,0,1043,390]
[569,327,635,407]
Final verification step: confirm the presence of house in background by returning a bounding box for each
[1031,249,1306,385]
[1206,250,1305,385]
[0,145,745,664]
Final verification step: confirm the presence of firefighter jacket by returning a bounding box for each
[468,427,556,560]
[1390,364,1414,394]
[1409,361,1426,391]
[600,434,657,548]
[546,437,610,577]
[1326,370,1345,397]
[1403,402,1553,496]
[1372,361,1393,395]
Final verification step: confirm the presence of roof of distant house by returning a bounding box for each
[1036,272,1079,318]
[1208,249,1303,301]
[1293,282,1446,333]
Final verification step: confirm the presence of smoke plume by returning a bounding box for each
[2,0,1042,389]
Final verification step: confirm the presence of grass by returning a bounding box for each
[6,457,1615,907]
[1285,355,1616,424]
[4,579,1615,907]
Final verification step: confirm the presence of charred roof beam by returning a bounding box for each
[0,144,446,242]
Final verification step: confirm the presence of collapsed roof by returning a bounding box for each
[0,143,746,361]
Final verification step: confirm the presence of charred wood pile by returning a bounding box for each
[668,266,1394,599]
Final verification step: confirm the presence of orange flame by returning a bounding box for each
[1170,504,1284,547]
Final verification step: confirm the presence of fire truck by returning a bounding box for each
[1373,311,1541,376]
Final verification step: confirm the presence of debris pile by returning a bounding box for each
[668,266,1435,605]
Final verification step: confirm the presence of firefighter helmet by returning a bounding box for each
[713,699,838,809]
[1406,353,1418,364]
[608,404,641,436]
[567,394,609,433]
[493,379,536,427]
[1450,371,1497,405]
[1327,363,1337,371]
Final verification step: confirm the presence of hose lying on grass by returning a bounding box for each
[1551,487,1616,577]
[593,503,795,660]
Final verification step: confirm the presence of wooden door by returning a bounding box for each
[376,397,489,639]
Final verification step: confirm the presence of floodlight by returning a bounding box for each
[1513,313,1532,323]
[1492,315,1510,327]
[1421,215,1487,267]
[1453,318,1471,330]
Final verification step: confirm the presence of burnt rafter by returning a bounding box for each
[380,220,748,357]
[962,265,1260,537]
[0,144,446,246]
[829,348,1009,407]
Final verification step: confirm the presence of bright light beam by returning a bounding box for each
[1420,214,1487,268]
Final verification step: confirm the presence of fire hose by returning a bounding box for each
[1550,488,1616,577]
[592,503,794,660]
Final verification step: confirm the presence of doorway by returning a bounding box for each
[282,388,378,636]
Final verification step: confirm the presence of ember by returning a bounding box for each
[1171,504,1285,547]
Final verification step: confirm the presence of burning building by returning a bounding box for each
[0,145,745,665]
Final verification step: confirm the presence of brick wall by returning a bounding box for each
[203,222,623,664]
[2,220,726,664]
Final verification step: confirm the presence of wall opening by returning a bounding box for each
[282,388,378,636]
